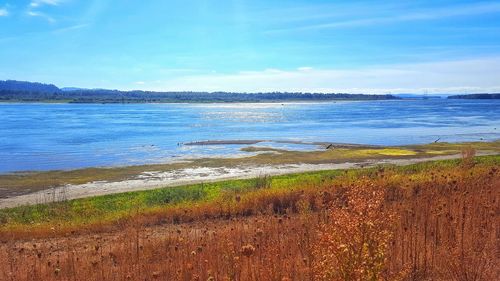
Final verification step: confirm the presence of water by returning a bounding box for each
[0,99,498,173]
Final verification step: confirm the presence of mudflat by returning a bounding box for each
[1,140,499,208]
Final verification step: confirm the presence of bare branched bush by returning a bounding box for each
[461,146,476,168]
[313,182,397,281]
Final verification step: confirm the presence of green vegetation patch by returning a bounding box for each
[0,169,344,229]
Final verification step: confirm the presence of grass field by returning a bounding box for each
[0,149,498,280]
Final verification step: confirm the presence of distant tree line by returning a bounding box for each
[0,80,400,103]
[447,93,500,99]
[0,89,400,103]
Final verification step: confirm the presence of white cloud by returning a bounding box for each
[0,8,8,17]
[297,66,313,71]
[140,57,500,94]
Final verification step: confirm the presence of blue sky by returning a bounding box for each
[1,0,500,93]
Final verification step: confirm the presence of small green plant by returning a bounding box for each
[254,174,271,189]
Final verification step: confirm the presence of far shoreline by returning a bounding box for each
[0,99,400,104]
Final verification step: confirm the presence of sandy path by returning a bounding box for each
[0,153,492,209]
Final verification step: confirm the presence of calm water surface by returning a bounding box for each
[0,100,499,173]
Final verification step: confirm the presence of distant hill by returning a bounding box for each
[0,80,60,93]
[0,80,400,103]
[448,93,500,99]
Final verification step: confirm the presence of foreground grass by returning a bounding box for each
[1,154,498,239]
[0,154,498,280]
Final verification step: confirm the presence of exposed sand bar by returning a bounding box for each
[184,140,264,145]
[0,153,494,209]
[183,139,378,148]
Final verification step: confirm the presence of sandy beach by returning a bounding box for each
[0,153,492,209]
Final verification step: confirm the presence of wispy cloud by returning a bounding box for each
[268,2,500,33]
[0,8,8,17]
[29,0,63,8]
[0,23,90,43]
[52,23,90,33]
[27,0,64,23]
[27,11,55,23]
[142,57,500,94]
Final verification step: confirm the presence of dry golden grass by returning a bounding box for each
[0,156,498,280]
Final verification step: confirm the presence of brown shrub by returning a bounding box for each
[313,181,397,281]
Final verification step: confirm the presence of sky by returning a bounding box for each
[0,0,500,94]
